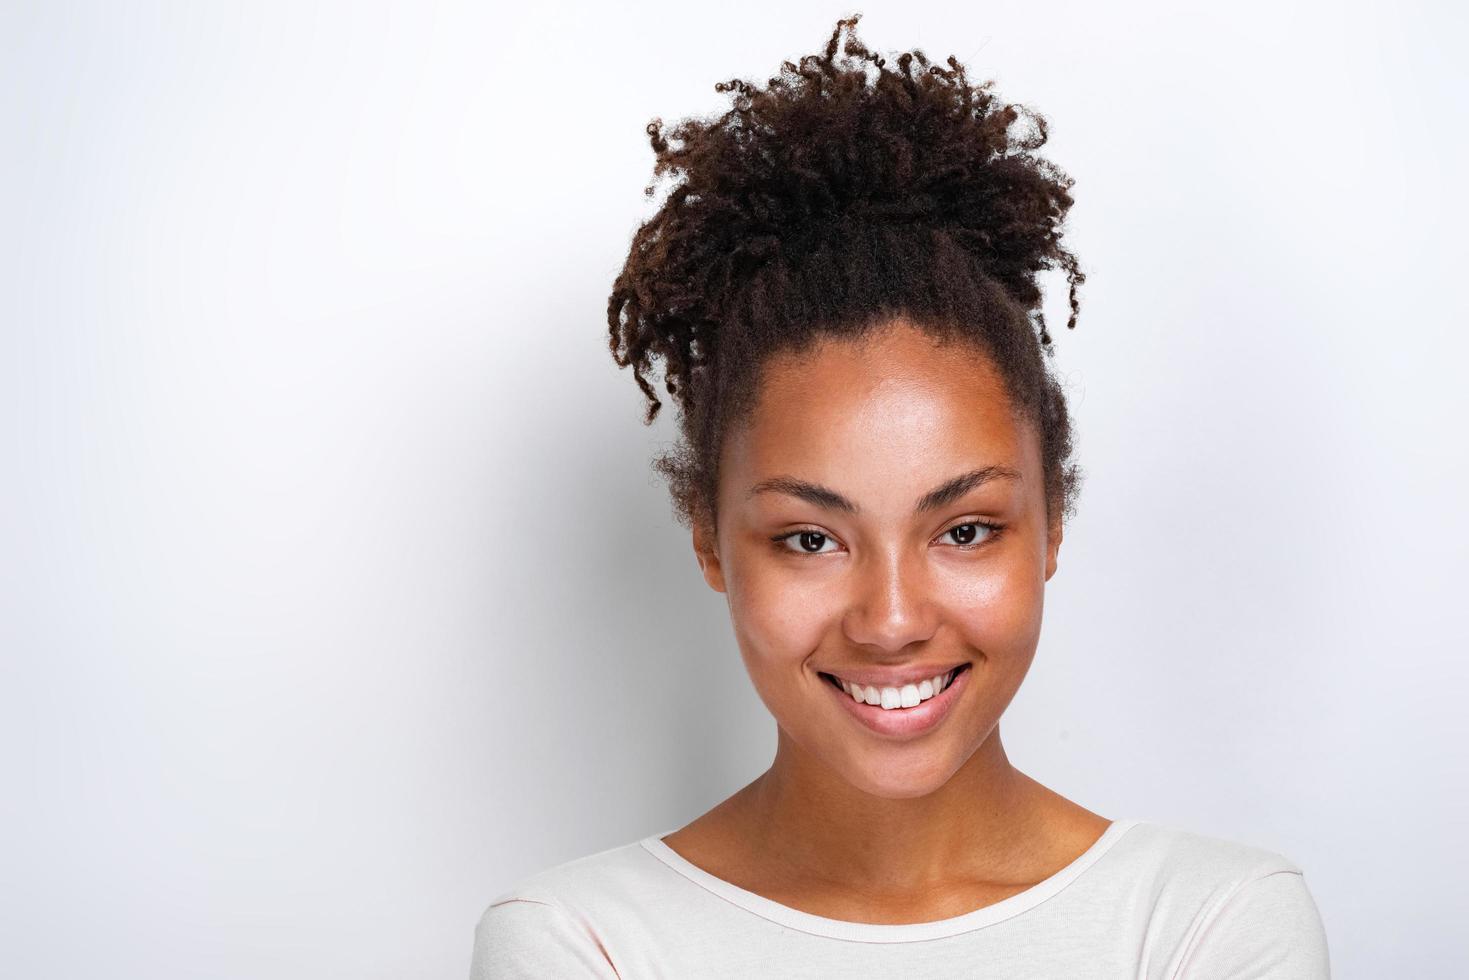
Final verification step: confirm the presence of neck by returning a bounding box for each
[737,722,1046,891]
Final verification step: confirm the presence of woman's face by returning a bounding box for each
[693,319,1061,800]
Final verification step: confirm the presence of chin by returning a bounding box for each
[840,749,961,800]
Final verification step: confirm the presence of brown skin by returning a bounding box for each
[664,319,1110,925]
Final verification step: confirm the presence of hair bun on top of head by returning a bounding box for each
[607,12,1086,532]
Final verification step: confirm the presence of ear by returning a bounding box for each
[692,520,727,593]
[1044,516,1063,582]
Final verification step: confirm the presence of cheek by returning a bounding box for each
[727,560,835,669]
[936,558,1046,655]
[726,547,1045,673]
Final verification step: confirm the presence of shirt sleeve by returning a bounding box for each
[469,898,620,979]
[1177,870,1331,979]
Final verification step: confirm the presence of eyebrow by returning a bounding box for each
[746,465,1022,516]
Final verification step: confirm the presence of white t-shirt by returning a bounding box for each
[470,818,1330,978]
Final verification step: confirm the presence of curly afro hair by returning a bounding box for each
[607,13,1086,536]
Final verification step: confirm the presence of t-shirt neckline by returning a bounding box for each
[639,817,1142,944]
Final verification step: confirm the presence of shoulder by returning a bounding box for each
[1113,820,1304,882]
[483,837,658,908]
[1110,821,1330,978]
[1176,869,1331,978]
[471,897,618,979]
[469,837,670,980]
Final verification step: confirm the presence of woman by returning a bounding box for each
[472,15,1330,978]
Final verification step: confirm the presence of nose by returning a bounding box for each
[840,545,939,654]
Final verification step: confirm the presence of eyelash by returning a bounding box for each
[770,519,1005,557]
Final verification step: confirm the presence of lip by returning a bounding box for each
[821,663,971,740]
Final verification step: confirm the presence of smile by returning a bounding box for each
[817,663,973,739]
[820,666,964,709]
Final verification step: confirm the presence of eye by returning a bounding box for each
[771,528,842,555]
[772,520,1004,557]
[938,520,1004,548]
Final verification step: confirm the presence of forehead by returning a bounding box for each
[723,322,1039,493]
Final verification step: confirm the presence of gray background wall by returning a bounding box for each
[3,1,1464,976]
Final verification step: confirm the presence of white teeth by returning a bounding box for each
[837,669,958,711]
